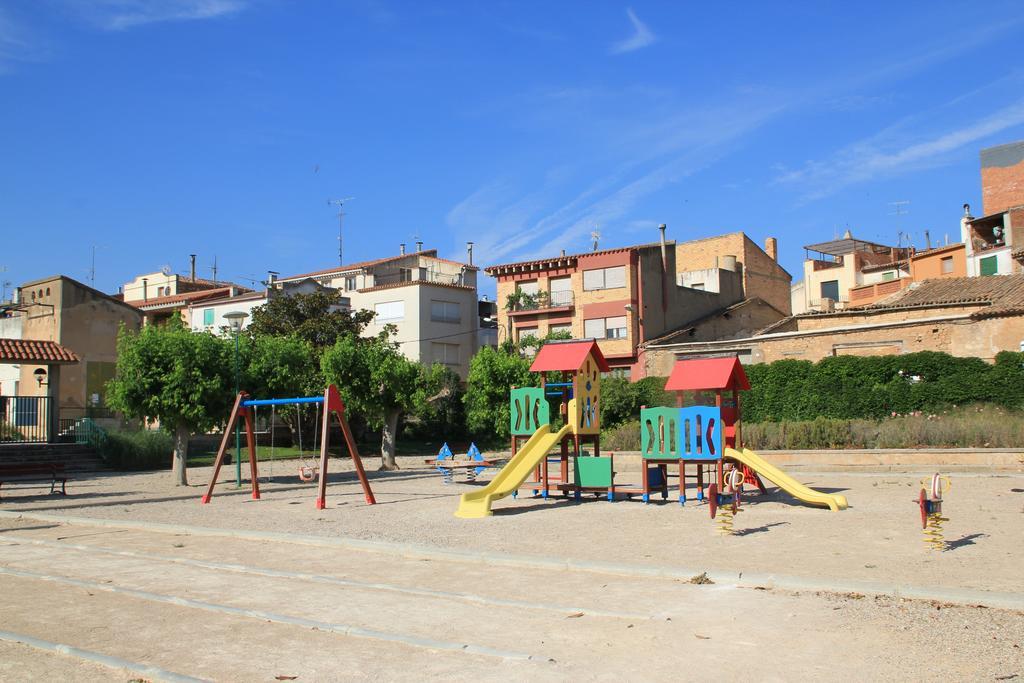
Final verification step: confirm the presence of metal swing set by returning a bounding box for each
[200,384,376,509]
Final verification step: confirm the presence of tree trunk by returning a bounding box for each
[379,410,400,471]
[172,423,190,486]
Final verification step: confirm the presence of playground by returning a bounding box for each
[0,341,1021,680]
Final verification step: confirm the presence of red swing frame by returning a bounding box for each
[200,384,376,509]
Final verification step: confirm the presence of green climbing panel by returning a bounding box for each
[510,387,550,436]
[640,407,681,459]
[574,457,613,488]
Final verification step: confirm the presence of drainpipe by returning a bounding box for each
[659,224,668,314]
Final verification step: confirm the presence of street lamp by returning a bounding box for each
[224,310,249,487]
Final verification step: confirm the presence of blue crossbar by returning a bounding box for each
[242,396,324,407]
[545,382,573,388]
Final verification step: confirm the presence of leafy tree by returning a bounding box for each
[244,335,321,443]
[463,345,535,440]
[407,363,466,440]
[321,334,420,469]
[107,323,233,486]
[246,290,375,350]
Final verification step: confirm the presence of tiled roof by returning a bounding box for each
[356,280,473,294]
[279,251,440,282]
[485,241,672,274]
[864,274,1024,312]
[133,287,237,310]
[0,338,79,364]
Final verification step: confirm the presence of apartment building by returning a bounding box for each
[486,227,786,377]
[122,262,252,326]
[276,245,479,378]
[793,141,1024,314]
[186,279,336,334]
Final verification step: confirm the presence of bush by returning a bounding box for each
[600,376,671,428]
[743,351,1024,422]
[0,422,24,442]
[91,429,174,471]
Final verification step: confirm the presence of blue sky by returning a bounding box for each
[2,1,1023,300]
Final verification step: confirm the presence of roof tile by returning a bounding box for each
[0,338,80,364]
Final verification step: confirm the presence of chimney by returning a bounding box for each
[400,243,406,256]
[189,254,196,282]
[415,240,423,253]
[142,278,149,301]
[560,249,566,257]
[720,255,737,272]
[466,241,474,266]
[267,271,278,288]
[765,237,778,261]
[963,203,972,218]
[924,230,932,250]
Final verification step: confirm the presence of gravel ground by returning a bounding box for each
[4,455,1021,594]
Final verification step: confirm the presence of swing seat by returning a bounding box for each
[298,465,319,482]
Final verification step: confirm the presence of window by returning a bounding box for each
[690,282,705,291]
[430,300,461,323]
[202,308,214,326]
[584,316,627,340]
[517,326,538,342]
[517,280,539,296]
[345,276,357,290]
[374,300,405,322]
[980,255,998,276]
[549,323,572,336]
[432,342,460,366]
[881,271,896,281]
[549,277,572,306]
[941,256,953,274]
[583,266,626,291]
[820,280,840,301]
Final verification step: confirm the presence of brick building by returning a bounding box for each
[486,228,789,377]
[963,141,1024,277]
[643,274,1024,373]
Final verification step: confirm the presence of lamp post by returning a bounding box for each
[224,310,249,487]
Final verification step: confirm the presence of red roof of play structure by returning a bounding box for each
[530,340,611,373]
[664,356,750,391]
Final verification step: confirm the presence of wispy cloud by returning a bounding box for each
[447,91,788,264]
[80,0,247,31]
[0,8,49,73]
[776,98,1024,202]
[609,8,656,55]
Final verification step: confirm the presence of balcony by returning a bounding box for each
[848,278,911,306]
[506,290,574,316]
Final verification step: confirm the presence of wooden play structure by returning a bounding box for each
[200,384,376,509]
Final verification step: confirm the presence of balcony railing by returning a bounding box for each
[373,270,465,287]
[508,290,574,313]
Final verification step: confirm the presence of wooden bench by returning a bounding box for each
[0,463,68,501]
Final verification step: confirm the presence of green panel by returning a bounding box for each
[980,255,998,276]
[509,387,549,435]
[640,407,681,459]
[85,361,117,417]
[574,457,612,488]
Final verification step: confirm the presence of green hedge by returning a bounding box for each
[743,351,1024,422]
[90,429,173,471]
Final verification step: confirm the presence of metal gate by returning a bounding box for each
[0,395,54,443]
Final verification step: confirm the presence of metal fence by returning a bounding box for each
[0,395,54,443]
[57,416,105,444]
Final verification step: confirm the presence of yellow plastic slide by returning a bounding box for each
[454,423,573,518]
[726,447,848,511]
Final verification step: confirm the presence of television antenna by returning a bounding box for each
[590,228,601,252]
[889,200,910,246]
[327,197,355,266]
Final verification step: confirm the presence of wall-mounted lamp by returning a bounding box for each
[34,368,48,387]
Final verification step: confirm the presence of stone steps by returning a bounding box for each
[0,444,105,472]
